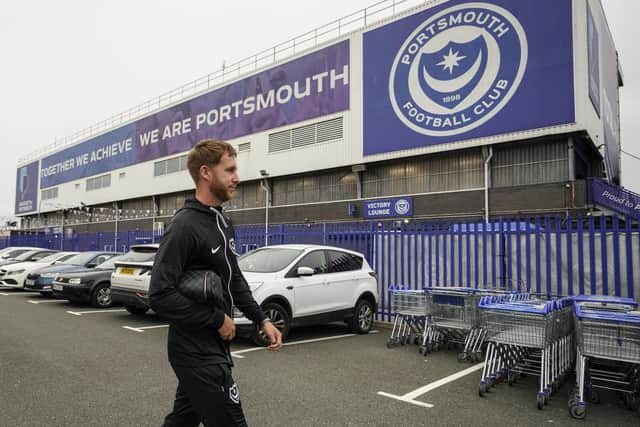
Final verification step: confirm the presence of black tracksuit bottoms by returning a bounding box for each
[162,362,248,427]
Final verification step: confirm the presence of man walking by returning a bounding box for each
[150,139,282,426]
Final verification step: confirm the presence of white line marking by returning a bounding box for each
[376,392,434,408]
[231,330,379,358]
[67,309,127,316]
[377,363,484,408]
[1,291,34,295]
[122,324,169,332]
[28,299,67,304]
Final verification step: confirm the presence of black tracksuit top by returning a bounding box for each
[149,198,267,367]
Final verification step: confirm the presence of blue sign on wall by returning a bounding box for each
[363,197,413,219]
[363,0,575,155]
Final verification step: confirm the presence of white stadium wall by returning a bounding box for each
[15,0,619,216]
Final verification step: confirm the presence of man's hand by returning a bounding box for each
[262,320,282,351]
[218,314,236,341]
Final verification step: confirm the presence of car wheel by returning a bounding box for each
[349,298,374,334]
[91,283,113,308]
[125,305,149,315]
[252,302,290,346]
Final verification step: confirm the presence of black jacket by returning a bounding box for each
[149,198,267,367]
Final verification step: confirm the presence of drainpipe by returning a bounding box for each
[484,146,493,223]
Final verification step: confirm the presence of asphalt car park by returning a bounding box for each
[0,286,637,426]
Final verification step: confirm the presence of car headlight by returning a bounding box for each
[7,269,25,275]
[68,278,82,285]
[41,273,57,278]
[248,281,263,292]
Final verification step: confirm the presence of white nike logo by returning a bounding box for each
[211,246,221,255]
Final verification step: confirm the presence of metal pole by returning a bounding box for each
[265,181,270,247]
[152,195,157,243]
[114,202,119,251]
[484,146,493,223]
[60,210,64,250]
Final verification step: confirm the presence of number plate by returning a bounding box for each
[52,284,63,291]
[25,279,34,286]
[119,267,135,275]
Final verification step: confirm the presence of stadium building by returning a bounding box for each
[14,0,630,240]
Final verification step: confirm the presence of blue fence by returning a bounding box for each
[4,215,638,321]
[0,230,162,253]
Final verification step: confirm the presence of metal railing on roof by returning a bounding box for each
[18,0,430,166]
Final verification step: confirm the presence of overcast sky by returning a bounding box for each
[1,0,637,222]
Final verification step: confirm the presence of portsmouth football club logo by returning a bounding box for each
[389,2,528,136]
[394,199,410,215]
[229,383,240,404]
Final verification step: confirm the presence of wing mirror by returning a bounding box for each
[297,266,314,276]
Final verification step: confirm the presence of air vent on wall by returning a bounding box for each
[268,116,343,153]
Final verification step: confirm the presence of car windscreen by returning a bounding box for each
[118,247,157,263]
[14,250,43,261]
[238,248,302,273]
[60,252,99,266]
[2,249,31,259]
[29,251,56,261]
[38,253,69,264]
[96,255,124,269]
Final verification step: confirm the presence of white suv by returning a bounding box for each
[235,244,378,344]
[110,244,159,314]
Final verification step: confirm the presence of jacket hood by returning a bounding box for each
[180,198,228,227]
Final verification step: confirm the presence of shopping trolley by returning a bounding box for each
[419,287,483,361]
[568,296,640,419]
[420,287,523,362]
[386,286,427,348]
[478,295,574,409]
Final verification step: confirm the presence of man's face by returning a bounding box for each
[204,153,240,203]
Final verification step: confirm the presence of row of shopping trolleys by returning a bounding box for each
[386,286,640,419]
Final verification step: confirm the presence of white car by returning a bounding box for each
[0,251,78,289]
[110,244,159,314]
[0,248,58,268]
[0,246,45,260]
[235,244,378,344]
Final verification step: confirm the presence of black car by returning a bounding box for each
[25,251,119,295]
[50,255,123,307]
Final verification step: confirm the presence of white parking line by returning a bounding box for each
[231,330,380,359]
[377,363,484,409]
[28,299,68,304]
[0,291,34,295]
[67,309,127,316]
[123,324,169,333]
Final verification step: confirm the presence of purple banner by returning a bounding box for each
[587,3,600,116]
[15,161,39,214]
[136,40,349,161]
[591,179,640,220]
[40,41,350,187]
